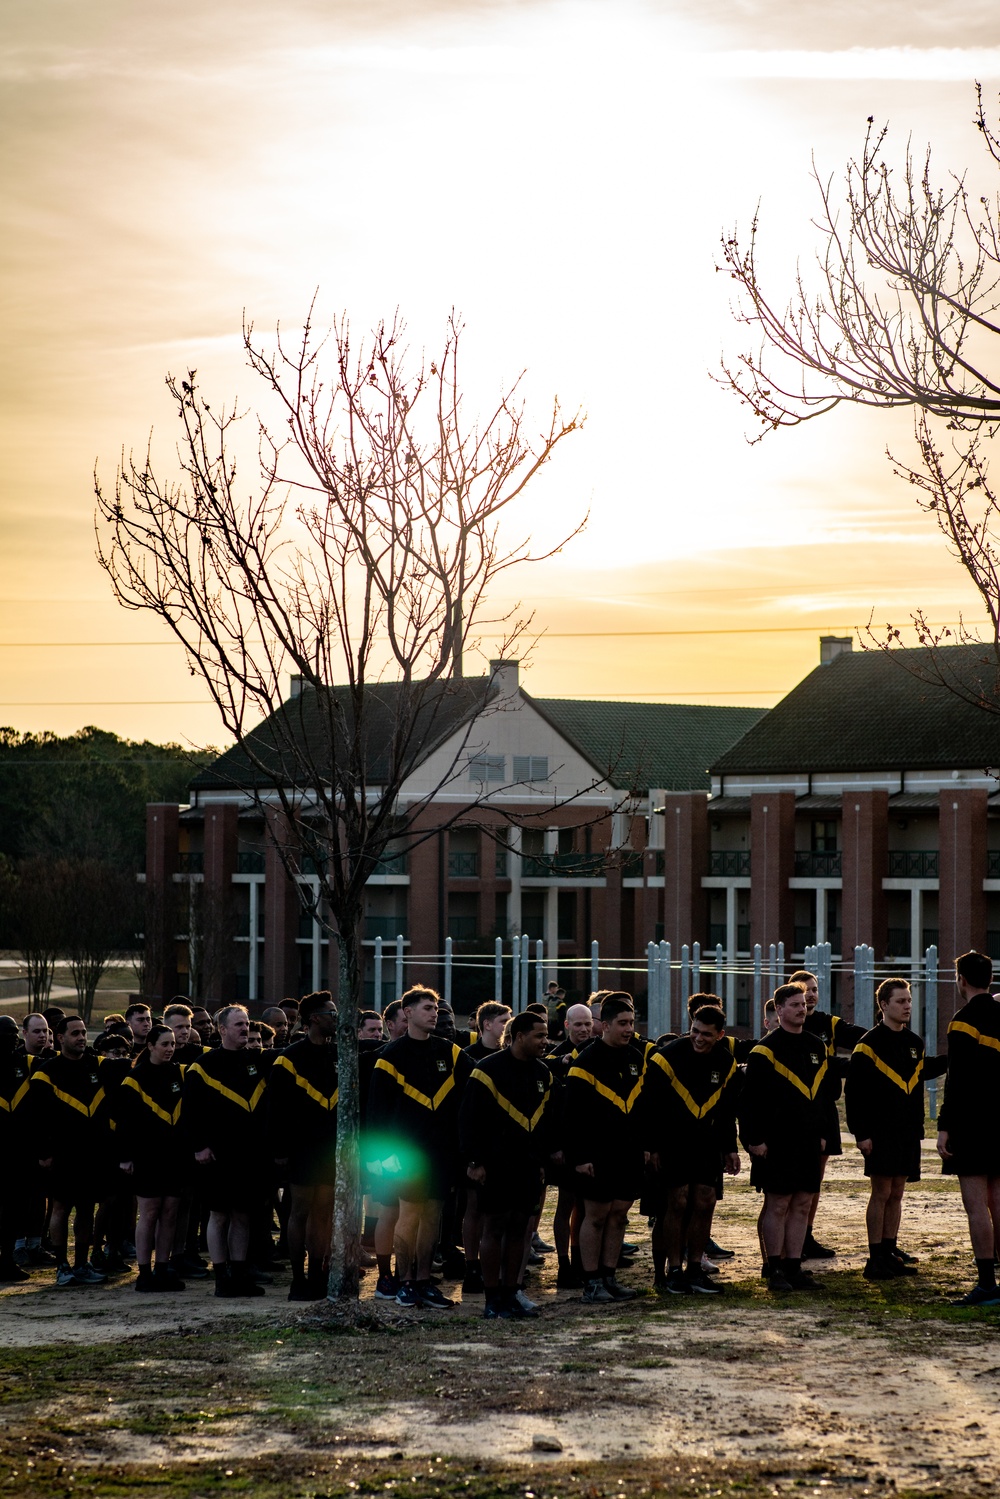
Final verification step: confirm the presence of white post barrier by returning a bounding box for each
[680,944,690,1019]
[535,939,544,1002]
[395,932,404,1000]
[715,942,724,1005]
[374,935,383,1013]
[494,936,503,1003]
[591,939,599,997]
[444,935,453,1008]
[768,942,777,999]
[660,940,671,1032]
[692,939,701,994]
[925,945,939,1120]
[777,940,785,982]
[521,938,530,1014]
[511,934,521,1012]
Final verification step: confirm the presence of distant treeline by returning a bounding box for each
[0,726,215,870]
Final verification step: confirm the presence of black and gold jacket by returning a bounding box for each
[112,1057,186,1163]
[564,1039,646,1167]
[939,991,1000,1149]
[28,1049,115,1161]
[845,1024,926,1143]
[267,1037,338,1159]
[459,1049,554,1167]
[644,1035,739,1157]
[366,1034,472,1155]
[183,1046,268,1159]
[738,1028,828,1150]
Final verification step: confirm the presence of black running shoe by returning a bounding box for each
[686,1267,724,1295]
[802,1234,836,1261]
[661,1267,690,1296]
[706,1237,735,1260]
[951,1284,1000,1307]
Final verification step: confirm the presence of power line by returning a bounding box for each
[0,701,207,707]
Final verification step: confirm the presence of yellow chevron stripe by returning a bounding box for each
[120,1073,183,1127]
[567,1065,644,1114]
[374,1057,456,1112]
[650,1051,728,1120]
[272,1053,338,1111]
[949,1020,1000,1054]
[33,1073,106,1119]
[853,1043,923,1095]
[750,1044,829,1101]
[470,1068,550,1133]
[187,1063,266,1113]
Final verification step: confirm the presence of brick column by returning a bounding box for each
[263,808,300,1006]
[840,790,889,1021]
[145,803,179,1005]
[749,792,795,954]
[661,793,709,950]
[202,802,238,1006]
[407,820,440,989]
[479,823,497,944]
[939,788,989,1043]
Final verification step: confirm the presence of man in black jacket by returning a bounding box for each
[938,950,1000,1306]
[739,982,828,1293]
[184,1005,267,1298]
[460,1010,554,1319]
[846,977,940,1281]
[269,990,338,1301]
[366,986,472,1310]
[564,993,645,1304]
[645,1004,740,1296]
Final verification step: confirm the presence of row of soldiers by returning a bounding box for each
[1,949,998,1313]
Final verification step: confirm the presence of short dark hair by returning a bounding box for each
[145,1023,172,1050]
[788,969,816,986]
[876,976,910,1009]
[509,1010,548,1039]
[125,1003,151,1020]
[54,1014,85,1037]
[163,1002,192,1021]
[763,997,777,1018]
[687,991,722,1018]
[383,999,403,1024]
[525,1003,548,1017]
[692,1004,725,1031]
[600,993,635,1022]
[773,982,806,1008]
[401,985,440,1010]
[300,990,335,1025]
[94,1032,129,1055]
[955,950,993,989]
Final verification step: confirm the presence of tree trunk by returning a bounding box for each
[328,915,363,1300]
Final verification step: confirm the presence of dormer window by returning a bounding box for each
[468,754,505,782]
[513,755,549,782]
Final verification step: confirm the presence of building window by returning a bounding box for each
[513,755,548,782]
[468,754,505,782]
[811,819,838,852]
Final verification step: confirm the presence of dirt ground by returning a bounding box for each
[4,1137,1000,1498]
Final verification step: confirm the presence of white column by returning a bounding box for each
[545,887,559,986]
[248,880,259,1003]
[725,883,737,1017]
[816,886,827,946]
[910,886,923,1033]
[311,877,322,990]
[508,826,522,935]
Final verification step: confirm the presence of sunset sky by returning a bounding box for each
[3,0,999,748]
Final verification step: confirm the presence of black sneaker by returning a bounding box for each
[582,1278,614,1303]
[134,1269,158,1293]
[154,1266,186,1293]
[889,1246,918,1267]
[508,1291,540,1319]
[863,1257,898,1281]
[556,1266,583,1289]
[602,1277,638,1301]
[531,1234,554,1254]
[706,1237,735,1260]
[173,1255,209,1280]
[288,1276,319,1302]
[686,1267,724,1295]
[662,1267,690,1296]
[375,1273,400,1300]
[0,1260,30,1283]
[951,1284,1000,1307]
[802,1234,836,1261]
[483,1299,514,1320]
[768,1268,793,1293]
[395,1282,421,1309]
[418,1283,455,1310]
[784,1267,819,1291]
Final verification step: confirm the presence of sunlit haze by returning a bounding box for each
[3,0,997,745]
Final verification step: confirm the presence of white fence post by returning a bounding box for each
[535,939,544,1002]
[374,935,383,1012]
[395,932,404,1000]
[680,943,690,1019]
[591,939,599,996]
[444,935,453,1008]
[494,936,503,1004]
[660,940,671,1033]
[692,939,701,994]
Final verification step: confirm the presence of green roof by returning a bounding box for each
[711,644,1000,775]
[532,699,768,793]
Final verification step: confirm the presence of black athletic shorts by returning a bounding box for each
[864,1136,921,1182]
[47,1161,104,1208]
[641,1148,723,1215]
[287,1143,337,1189]
[477,1162,544,1217]
[820,1105,842,1157]
[579,1151,645,1206]
[198,1160,264,1213]
[750,1141,823,1196]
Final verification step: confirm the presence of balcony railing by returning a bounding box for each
[709,850,751,877]
[372,852,408,877]
[988,852,1000,878]
[523,852,605,878]
[365,916,408,940]
[237,851,265,874]
[447,851,479,878]
[447,916,478,940]
[177,851,204,873]
[922,927,939,949]
[886,927,911,955]
[888,850,939,877]
[794,851,842,877]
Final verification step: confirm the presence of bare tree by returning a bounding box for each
[184,880,238,1005]
[718,88,1000,693]
[94,307,590,1299]
[55,860,135,1023]
[7,857,61,1012]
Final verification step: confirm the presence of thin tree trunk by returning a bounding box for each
[329,917,363,1300]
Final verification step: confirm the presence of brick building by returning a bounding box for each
[143,662,762,1014]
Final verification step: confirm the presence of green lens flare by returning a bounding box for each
[363,1132,428,1184]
